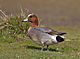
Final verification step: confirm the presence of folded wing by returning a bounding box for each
[33,27,67,35]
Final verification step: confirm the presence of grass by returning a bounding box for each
[0,15,80,59]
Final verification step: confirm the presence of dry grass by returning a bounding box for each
[0,10,8,21]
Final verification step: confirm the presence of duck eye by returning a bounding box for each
[30,16,33,18]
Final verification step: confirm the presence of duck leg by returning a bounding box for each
[41,44,44,51]
[47,45,49,51]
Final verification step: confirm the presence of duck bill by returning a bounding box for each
[22,18,28,22]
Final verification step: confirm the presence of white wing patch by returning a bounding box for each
[51,35,58,43]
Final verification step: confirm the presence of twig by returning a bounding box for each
[0,9,8,21]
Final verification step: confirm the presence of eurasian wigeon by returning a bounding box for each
[22,14,67,51]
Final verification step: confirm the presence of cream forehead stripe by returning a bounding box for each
[27,14,33,17]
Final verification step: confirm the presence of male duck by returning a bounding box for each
[22,14,67,51]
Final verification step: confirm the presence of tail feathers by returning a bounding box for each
[57,32,67,35]
[47,30,67,35]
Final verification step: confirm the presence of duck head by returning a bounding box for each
[22,14,38,27]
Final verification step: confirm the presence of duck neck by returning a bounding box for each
[30,19,38,27]
[31,23,38,27]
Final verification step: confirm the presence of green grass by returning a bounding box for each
[0,17,80,59]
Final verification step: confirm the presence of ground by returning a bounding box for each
[0,26,80,59]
